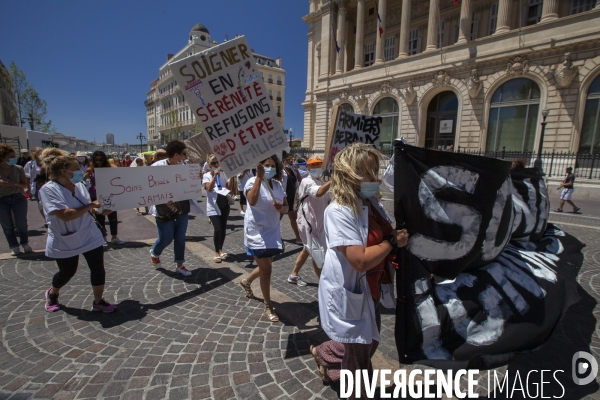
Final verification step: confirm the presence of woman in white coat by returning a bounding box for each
[239,155,289,322]
[310,143,408,396]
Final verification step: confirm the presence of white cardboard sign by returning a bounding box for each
[171,36,287,175]
[95,165,202,211]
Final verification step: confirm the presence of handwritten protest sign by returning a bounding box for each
[171,36,287,175]
[184,133,212,164]
[323,105,382,170]
[95,164,202,211]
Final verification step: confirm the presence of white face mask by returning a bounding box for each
[77,157,86,163]
[309,168,323,178]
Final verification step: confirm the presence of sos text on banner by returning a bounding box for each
[171,36,287,175]
[94,164,202,211]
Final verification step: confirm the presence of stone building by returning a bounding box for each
[146,24,286,148]
[302,0,600,156]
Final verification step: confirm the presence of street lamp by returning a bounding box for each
[136,133,146,154]
[534,109,549,176]
[288,128,293,148]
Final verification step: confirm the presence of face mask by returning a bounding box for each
[263,166,276,179]
[211,167,219,171]
[309,168,323,178]
[359,182,380,199]
[7,158,18,165]
[178,160,184,165]
[77,157,86,163]
[69,170,84,184]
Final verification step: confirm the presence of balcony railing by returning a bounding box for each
[268,79,273,84]
[276,97,282,101]
[277,81,283,85]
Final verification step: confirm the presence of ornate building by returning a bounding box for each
[146,24,286,149]
[303,0,600,155]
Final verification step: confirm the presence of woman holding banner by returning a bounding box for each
[310,143,408,391]
[239,155,288,322]
[203,154,233,263]
[83,151,124,245]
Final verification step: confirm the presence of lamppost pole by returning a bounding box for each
[288,128,293,148]
[534,109,549,176]
[136,133,146,154]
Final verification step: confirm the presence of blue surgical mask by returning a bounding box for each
[7,158,18,165]
[309,168,323,178]
[70,170,84,184]
[359,182,380,199]
[263,166,276,179]
[211,167,219,171]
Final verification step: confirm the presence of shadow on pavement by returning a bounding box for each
[61,269,238,328]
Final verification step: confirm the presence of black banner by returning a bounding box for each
[510,167,550,242]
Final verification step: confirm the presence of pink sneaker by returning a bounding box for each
[44,288,60,312]
[92,299,117,313]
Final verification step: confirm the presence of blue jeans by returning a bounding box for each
[0,193,29,248]
[152,213,189,263]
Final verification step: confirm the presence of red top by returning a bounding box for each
[123,159,133,167]
[366,208,395,300]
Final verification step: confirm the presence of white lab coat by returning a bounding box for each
[202,171,229,216]
[296,174,330,268]
[243,177,285,250]
[319,198,391,344]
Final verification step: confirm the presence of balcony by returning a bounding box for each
[276,97,282,101]
[277,81,283,86]
[268,79,273,84]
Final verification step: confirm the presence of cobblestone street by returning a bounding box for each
[0,196,598,399]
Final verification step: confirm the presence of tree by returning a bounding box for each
[7,62,28,126]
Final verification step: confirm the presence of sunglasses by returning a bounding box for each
[211,161,219,165]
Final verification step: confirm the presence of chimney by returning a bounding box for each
[276,57,282,68]
[166,53,174,61]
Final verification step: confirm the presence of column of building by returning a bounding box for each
[319,2,333,78]
[494,0,511,34]
[336,0,349,74]
[354,0,365,69]
[397,0,411,59]
[374,0,387,64]
[540,0,559,22]
[455,0,472,45]
[425,0,440,52]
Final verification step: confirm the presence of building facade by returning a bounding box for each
[146,24,286,148]
[0,60,18,126]
[106,133,115,145]
[303,0,600,156]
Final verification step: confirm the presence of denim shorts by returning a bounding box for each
[245,247,284,259]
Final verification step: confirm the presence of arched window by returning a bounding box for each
[579,75,600,154]
[339,103,354,113]
[373,97,399,151]
[486,78,541,152]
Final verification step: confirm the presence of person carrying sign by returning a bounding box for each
[203,154,233,263]
[239,155,289,323]
[310,143,408,390]
[149,140,193,277]
[287,155,330,287]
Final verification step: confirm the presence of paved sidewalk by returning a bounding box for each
[0,197,598,399]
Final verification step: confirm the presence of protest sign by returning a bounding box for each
[95,164,202,211]
[171,36,287,175]
[323,105,382,170]
[184,132,212,164]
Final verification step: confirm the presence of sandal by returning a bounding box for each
[214,256,222,263]
[310,345,330,384]
[264,305,279,322]
[240,278,253,298]
[219,252,228,260]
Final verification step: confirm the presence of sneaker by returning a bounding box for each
[287,275,307,287]
[240,210,245,216]
[44,288,60,312]
[10,247,21,256]
[553,208,563,212]
[43,223,48,228]
[150,249,161,269]
[92,299,117,313]
[176,266,192,277]
[111,237,124,245]
[574,207,581,213]
[22,244,33,253]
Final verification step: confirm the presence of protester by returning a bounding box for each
[152,149,167,165]
[39,155,116,313]
[281,152,303,243]
[0,144,30,255]
[76,151,90,173]
[110,152,122,167]
[24,147,42,201]
[237,169,254,215]
[149,140,192,277]
[203,154,233,263]
[16,149,31,168]
[555,166,581,213]
[36,148,67,228]
[122,153,133,167]
[83,151,124,244]
[310,143,408,391]
[239,155,288,322]
[288,155,331,286]
[295,158,309,179]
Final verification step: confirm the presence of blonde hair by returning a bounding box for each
[330,143,382,216]
[206,153,217,165]
[30,147,42,158]
[41,148,67,166]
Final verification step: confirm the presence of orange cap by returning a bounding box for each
[307,156,323,165]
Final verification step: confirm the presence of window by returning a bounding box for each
[277,76,282,85]
[571,0,595,14]
[268,89,273,100]
[486,78,541,152]
[277,91,282,101]
[451,24,459,45]
[523,0,543,26]
[578,75,600,154]
[340,103,354,113]
[438,20,446,48]
[369,7,374,15]
[384,36,395,61]
[409,29,420,55]
[470,11,479,40]
[364,43,375,66]
[277,106,281,117]
[373,98,399,151]
[268,74,273,83]
[488,3,498,35]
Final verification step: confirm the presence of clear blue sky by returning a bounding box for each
[0,0,309,145]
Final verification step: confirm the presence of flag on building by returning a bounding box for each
[375,1,384,37]
[331,22,340,53]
